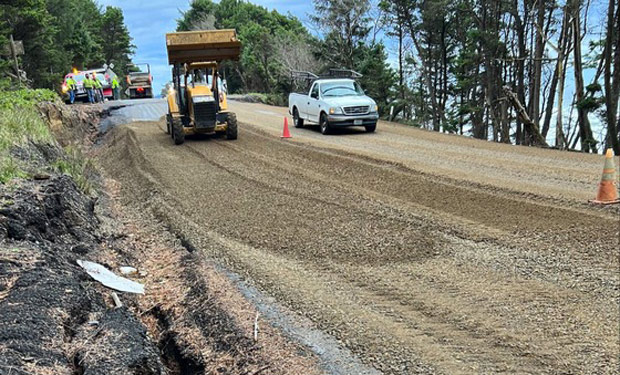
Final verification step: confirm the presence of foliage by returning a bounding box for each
[0,105,53,152]
[0,157,28,184]
[0,89,97,192]
[53,146,96,194]
[241,93,288,107]
[0,102,53,184]
[0,88,58,111]
[177,0,315,94]
[354,43,396,115]
[0,1,134,90]
[312,0,395,113]
[100,6,135,82]
[311,0,371,69]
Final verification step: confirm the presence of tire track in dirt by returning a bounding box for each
[99,120,619,375]
[182,124,618,294]
[229,100,613,202]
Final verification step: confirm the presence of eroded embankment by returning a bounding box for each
[0,103,167,375]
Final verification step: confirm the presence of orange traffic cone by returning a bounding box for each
[281,117,292,139]
[590,148,620,205]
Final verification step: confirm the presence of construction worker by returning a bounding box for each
[111,76,120,100]
[66,76,77,104]
[93,75,104,103]
[83,73,95,104]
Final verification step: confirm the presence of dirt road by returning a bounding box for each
[100,100,619,374]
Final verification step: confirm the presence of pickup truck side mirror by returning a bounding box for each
[311,92,319,99]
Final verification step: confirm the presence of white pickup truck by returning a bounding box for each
[288,78,379,135]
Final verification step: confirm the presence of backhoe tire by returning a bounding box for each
[226,113,238,140]
[172,118,185,145]
[293,107,304,128]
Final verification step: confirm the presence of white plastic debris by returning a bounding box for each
[77,260,144,294]
[119,266,138,275]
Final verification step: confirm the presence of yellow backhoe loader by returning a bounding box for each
[165,30,242,145]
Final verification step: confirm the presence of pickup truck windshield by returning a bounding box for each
[321,81,365,97]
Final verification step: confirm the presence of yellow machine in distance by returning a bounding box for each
[165,30,242,145]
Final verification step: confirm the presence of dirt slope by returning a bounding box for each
[99,109,619,375]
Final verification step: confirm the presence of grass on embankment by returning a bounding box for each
[0,88,96,193]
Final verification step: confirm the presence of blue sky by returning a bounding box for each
[97,0,312,93]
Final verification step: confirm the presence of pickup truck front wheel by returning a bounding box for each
[293,107,304,128]
[365,124,377,133]
[319,113,331,135]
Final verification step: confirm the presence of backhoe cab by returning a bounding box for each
[165,30,242,145]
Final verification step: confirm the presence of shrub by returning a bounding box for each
[53,146,96,195]
[0,108,53,152]
[0,157,27,184]
[0,89,58,111]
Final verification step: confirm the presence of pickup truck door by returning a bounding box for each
[307,83,322,123]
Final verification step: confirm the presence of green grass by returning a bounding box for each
[0,89,57,184]
[0,88,58,111]
[0,89,97,193]
[0,157,28,184]
[0,108,53,152]
[53,146,96,195]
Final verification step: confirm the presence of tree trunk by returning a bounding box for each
[555,8,572,149]
[604,0,620,154]
[513,0,527,145]
[572,0,597,153]
[503,86,548,146]
[398,22,405,100]
[528,0,546,134]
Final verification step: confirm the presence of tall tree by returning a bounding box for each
[1,0,134,89]
[571,0,597,153]
[310,0,371,69]
[100,6,135,80]
[603,0,620,154]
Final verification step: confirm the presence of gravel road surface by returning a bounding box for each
[100,99,619,374]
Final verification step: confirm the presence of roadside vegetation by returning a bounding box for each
[0,89,55,183]
[0,87,97,192]
[53,146,97,194]
[0,1,134,90]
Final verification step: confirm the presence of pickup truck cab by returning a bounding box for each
[289,78,379,134]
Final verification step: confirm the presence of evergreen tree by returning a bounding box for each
[0,0,134,89]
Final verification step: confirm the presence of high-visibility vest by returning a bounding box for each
[111,77,119,89]
[94,79,102,89]
[66,77,76,89]
[83,78,94,89]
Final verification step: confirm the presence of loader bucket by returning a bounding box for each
[166,29,241,64]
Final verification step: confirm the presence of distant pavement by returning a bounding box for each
[100,98,167,133]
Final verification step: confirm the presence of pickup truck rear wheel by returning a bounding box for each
[293,107,304,128]
[319,113,331,135]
